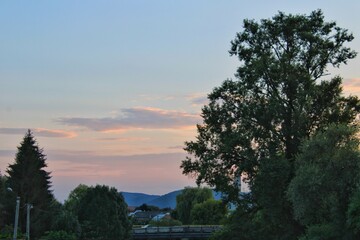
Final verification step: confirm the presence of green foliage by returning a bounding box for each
[64,184,89,214]
[51,208,81,237]
[6,130,55,238]
[211,204,268,240]
[149,218,182,227]
[190,199,227,225]
[0,225,14,239]
[181,10,359,239]
[76,185,131,240]
[135,203,160,211]
[288,124,360,239]
[251,156,301,238]
[175,187,213,224]
[347,189,360,237]
[40,230,77,240]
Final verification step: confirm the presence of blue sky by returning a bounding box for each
[1,1,360,202]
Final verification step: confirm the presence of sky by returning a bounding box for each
[1,1,360,202]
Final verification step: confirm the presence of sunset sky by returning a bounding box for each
[1,1,360,202]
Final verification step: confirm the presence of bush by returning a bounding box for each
[149,218,182,227]
[40,230,77,240]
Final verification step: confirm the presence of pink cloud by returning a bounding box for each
[186,93,208,106]
[0,128,77,138]
[342,78,360,95]
[44,150,196,201]
[57,107,201,132]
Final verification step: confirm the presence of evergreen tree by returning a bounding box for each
[6,130,55,238]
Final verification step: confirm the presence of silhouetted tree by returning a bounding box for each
[182,10,359,239]
[135,203,160,212]
[64,184,89,215]
[6,130,55,238]
[76,185,131,240]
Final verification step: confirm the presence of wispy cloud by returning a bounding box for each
[96,137,150,142]
[343,78,360,95]
[0,150,16,157]
[186,93,208,106]
[0,128,77,138]
[168,145,184,150]
[57,107,201,132]
[137,94,176,101]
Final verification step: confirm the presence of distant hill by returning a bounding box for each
[121,189,222,209]
[120,192,160,207]
[146,190,182,209]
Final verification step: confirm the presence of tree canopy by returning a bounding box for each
[181,10,360,239]
[175,187,213,225]
[287,124,360,239]
[76,185,131,240]
[190,199,227,225]
[64,184,89,214]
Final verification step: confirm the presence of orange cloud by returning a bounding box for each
[45,151,196,201]
[342,78,360,96]
[35,128,77,138]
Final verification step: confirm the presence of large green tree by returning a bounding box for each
[287,124,360,239]
[181,10,359,239]
[76,185,131,240]
[175,187,213,225]
[6,130,55,238]
[190,199,227,225]
[64,184,89,215]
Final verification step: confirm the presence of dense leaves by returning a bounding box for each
[182,10,360,239]
[347,190,360,237]
[175,187,213,224]
[51,209,81,238]
[287,124,360,239]
[190,199,227,225]
[76,185,131,240]
[64,184,89,215]
[40,230,77,240]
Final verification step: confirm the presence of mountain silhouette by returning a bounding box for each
[121,189,222,209]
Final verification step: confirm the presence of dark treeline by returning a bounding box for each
[0,130,131,240]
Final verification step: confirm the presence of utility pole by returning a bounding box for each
[13,196,20,240]
[26,203,33,240]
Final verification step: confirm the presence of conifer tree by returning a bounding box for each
[6,130,55,238]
